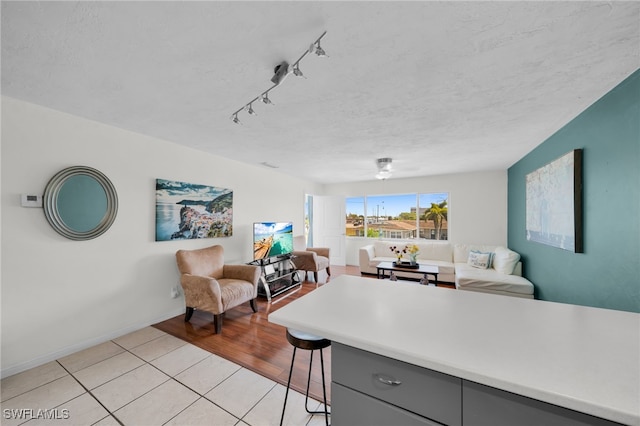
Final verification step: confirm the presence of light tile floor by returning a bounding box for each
[1,327,330,426]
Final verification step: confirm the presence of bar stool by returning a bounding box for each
[280,328,331,426]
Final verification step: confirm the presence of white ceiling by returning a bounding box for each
[2,1,639,184]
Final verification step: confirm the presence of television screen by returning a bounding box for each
[253,222,294,260]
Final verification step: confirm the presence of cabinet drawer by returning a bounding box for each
[332,343,461,426]
[332,383,442,426]
[463,380,624,426]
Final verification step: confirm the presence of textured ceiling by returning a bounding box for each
[2,1,639,184]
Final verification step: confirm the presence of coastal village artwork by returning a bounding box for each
[155,178,233,241]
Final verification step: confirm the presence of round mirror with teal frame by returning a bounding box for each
[43,166,118,240]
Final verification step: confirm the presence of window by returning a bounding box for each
[304,194,312,244]
[418,193,448,240]
[346,193,448,240]
[366,194,418,240]
[345,196,365,237]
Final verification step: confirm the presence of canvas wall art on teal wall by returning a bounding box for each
[525,149,583,253]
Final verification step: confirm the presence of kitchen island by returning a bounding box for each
[268,275,639,425]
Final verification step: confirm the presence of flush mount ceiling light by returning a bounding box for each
[375,158,393,180]
[231,31,327,124]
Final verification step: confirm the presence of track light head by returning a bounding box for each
[231,113,241,125]
[261,92,274,105]
[314,41,328,57]
[245,103,257,116]
[292,63,305,78]
[315,46,327,57]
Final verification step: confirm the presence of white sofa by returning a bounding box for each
[359,240,456,282]
[452,244,534,299]
[359,240,534,299]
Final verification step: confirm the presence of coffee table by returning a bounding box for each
[376,261,439,286]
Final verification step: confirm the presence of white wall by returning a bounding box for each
[1,97,509,376]
[323,171,508,265]
[0,97,322,377]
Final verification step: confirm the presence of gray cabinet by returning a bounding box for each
[331,343,624,426]
[332,383,441,426]
[332,343,461,426]
[462,380,623,426]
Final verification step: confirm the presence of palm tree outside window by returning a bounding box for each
[345,193,448,240]
[423,200,448,240]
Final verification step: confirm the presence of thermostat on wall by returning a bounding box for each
[21,194,43,208]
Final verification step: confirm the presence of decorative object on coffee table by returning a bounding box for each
[389,245,406,264]
[376,261,439,285]
[405,243,420,265]
[392,260,420,269]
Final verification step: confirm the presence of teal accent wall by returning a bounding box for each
[508,69,640,313]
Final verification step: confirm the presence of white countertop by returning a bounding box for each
[268,275,640,425]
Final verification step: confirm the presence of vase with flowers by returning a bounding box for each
[389,245,406,265]
[405,244,420,265]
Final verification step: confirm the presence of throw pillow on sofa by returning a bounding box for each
[493,246,520,274]
[467,250,492,269]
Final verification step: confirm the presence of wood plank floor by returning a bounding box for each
[153,265,455,404]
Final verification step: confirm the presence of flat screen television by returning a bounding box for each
[253,222,294,261]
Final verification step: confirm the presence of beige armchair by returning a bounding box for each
[291,235,331,282]
[175,245,261,334]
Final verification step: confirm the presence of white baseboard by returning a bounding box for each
[1,307,184,379]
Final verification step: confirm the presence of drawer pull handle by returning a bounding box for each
[375,374,402,386]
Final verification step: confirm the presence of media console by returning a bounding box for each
[249,254,301,302]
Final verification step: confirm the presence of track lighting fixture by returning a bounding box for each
[231,30,327,124]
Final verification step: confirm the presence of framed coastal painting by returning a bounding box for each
[155,178,233,241]
[525,149,583,253]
